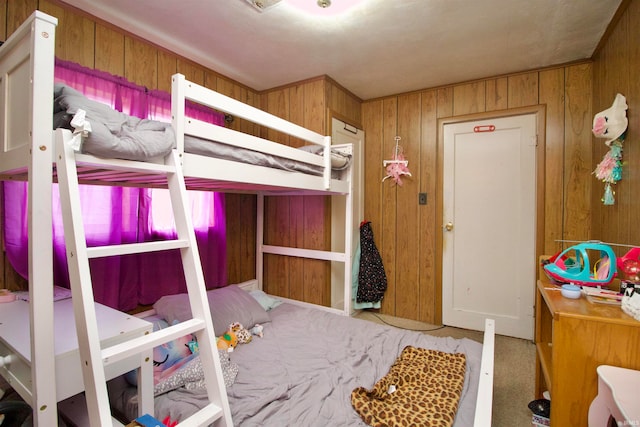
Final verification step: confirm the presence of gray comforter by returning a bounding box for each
[112,303,482,426]
[53,84,351,175]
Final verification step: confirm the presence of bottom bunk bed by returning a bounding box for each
[107,285,494,427]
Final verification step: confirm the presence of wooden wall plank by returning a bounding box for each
[453,81,485,116]
[563,64,592,242]
[0,0,7,40]
[380,97,398,314]
[485,77,508,111]
[437,87,453,118]
[124,36,156,89]
[328,79,362,125]
[507,72,539,108]
[177,59,205,86]
[394,92,421,320]
[304,79,325,134]
[539,68,566,255]
[94,23,124,76]
[418,90,437,323]
[362,100,384,249]
[7,0,37,35]
[157,51,177,93]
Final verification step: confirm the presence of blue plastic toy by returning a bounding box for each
[543,242,617,286]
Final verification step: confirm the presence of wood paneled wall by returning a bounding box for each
[591,0,640,250]
[362,64,594,324]
[259,77,361,305]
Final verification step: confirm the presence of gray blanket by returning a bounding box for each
[53,84,351,175]
[54,83,175,161]
[110,303,482,426]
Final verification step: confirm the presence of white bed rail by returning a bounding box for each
[171,73,333,190]
[473,318,495,426]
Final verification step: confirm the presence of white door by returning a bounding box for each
[331,118,364,313]
[442,114,537,340]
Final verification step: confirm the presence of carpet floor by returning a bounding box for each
[354,310,536,427]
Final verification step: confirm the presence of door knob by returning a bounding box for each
[444,222,453,231]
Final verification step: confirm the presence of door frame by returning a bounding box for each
[435,105,546,325]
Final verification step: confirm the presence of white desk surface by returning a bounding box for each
[0,297,152,402]
[0,298,151,360]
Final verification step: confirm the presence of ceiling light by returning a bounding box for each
[287,0,365,16]
[245,0,282,12]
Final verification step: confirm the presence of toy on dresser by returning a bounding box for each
[619,247,640,321]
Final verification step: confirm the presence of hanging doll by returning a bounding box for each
[592,93,628,205]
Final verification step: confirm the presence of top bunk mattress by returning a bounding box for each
[53,83,351,176]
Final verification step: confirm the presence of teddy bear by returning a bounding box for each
[216,330,238,352]
[229,322,253,344]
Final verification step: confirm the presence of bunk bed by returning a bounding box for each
[0,10,495,427]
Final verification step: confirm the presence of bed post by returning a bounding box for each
[27,12,58,426]
[342,161,354,315]
[171,73,186,157]
[256,193,265,291]
[323,135,331,190]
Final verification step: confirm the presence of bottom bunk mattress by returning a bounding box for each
[109,301,483,427]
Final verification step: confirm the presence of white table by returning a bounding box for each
[0,298,152,404]
[588,365,640,426]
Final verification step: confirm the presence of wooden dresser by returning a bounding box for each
[535,279,640,426]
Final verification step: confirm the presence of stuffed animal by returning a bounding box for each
[229,322,252,344]
[125,319,197,386]
[216,330,238,352]
[250,323,264,338]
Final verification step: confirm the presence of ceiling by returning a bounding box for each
[59,0,623,100]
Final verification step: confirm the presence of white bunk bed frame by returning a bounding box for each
[0,10,495,427]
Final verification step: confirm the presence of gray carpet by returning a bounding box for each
[355,311,536,427]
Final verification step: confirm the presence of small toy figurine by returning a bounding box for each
[216,330,238,352]
[250,323,264,338]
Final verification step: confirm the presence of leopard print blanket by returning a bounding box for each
[351,346,467,427]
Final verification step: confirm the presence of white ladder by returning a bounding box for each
[54,129,233,426]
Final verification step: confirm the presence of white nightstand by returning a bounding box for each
[589,365,640,427]
[0,298,152,405]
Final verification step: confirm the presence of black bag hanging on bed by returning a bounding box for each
[357,221,387,303]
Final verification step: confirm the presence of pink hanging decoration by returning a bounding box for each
[382,136,412,186]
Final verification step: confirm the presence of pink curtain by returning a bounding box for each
[1,60,227,311]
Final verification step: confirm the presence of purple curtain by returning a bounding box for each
[1,60,227,311]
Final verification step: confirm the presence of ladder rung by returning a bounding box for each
[102,319,205,366]
[87,239,190,258]
[176,403,223,426]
